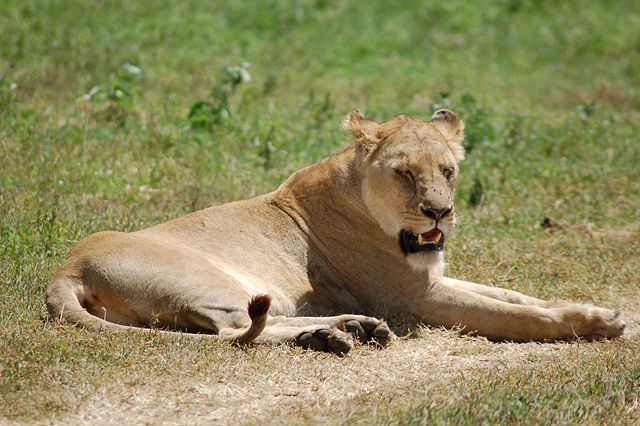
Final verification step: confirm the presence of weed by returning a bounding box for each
[304,89,334,129]
[468,175,485,207]
[257,126,276,170]
[502,110,527,150]
[79,63,142,123]
[187,63,251,130]
[578,101,596,121]
[0,70,17,113]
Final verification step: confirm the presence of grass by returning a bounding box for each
[1,0,639,423]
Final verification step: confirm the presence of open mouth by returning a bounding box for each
[399,228,445,254]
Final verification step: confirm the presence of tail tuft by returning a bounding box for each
[248,295,271,320]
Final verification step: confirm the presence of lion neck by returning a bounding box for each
[275,145,378,240]
[274,146,429,312]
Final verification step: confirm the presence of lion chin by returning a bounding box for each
[398,229,446,272]
[406,251,445,274]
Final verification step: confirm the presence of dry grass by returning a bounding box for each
[16,317,637,425]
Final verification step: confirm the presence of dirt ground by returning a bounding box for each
[47,311,640,425]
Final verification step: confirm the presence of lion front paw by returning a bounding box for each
[586,308,626,339]
[562,305,626,340]
[297,327,354,356]
[344,317,393,347]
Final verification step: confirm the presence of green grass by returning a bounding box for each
[284,339,640,424]
[1,0,639,423]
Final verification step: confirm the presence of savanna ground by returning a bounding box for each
[1,0,640,424]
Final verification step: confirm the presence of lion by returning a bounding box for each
[46,109,625,354]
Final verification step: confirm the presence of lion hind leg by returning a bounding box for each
[48,273,271,344]
[47,273,135,332]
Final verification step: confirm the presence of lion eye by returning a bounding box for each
[396,169,416,184]
[443,168,453,180]
[396,169,413,180]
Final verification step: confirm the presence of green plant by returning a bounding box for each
[79,63,142,123]
[578,101,596,121]
[468,175,485,207]
[81,63,142,109]
[304,89,333,129]
[0,71,17,113]
[187,63,251,130]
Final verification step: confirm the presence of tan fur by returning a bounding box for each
[46,109,624,353]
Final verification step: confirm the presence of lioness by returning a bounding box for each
[47,109,625,354]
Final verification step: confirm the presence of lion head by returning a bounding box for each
[344,108,465,271]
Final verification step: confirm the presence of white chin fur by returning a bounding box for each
[407,250,445,274]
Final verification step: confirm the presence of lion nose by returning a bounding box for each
[420,205,452,221]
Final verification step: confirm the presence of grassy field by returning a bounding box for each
[2,0,640,423]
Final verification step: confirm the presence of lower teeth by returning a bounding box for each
[416,233,441,245]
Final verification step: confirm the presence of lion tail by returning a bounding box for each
[231,294,271,344]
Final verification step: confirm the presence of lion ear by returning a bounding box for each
[429,109,465,161]
[343,109,379,147]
